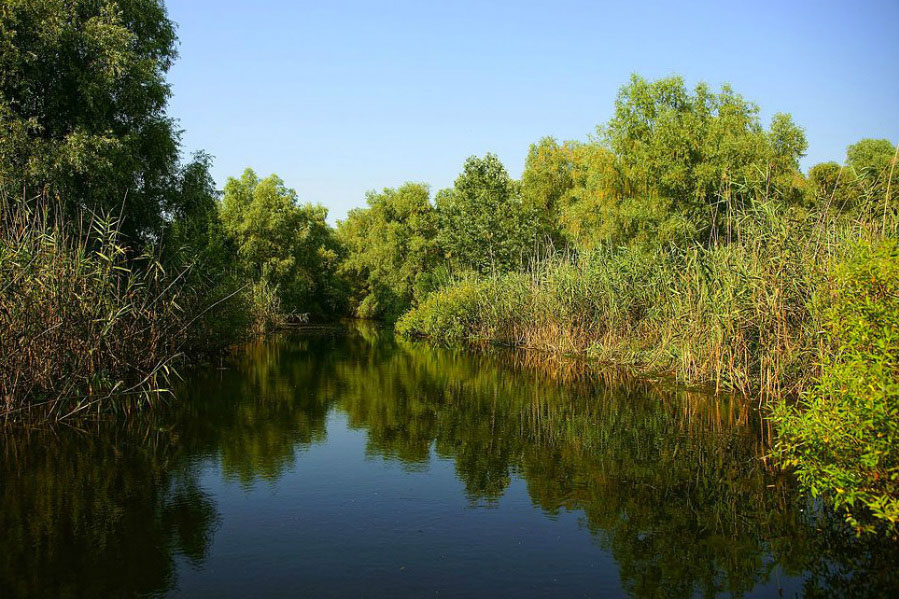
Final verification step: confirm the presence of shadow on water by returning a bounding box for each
[1,321,897,597]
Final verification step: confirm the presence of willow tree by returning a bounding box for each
[437,154,537,274]
[337,183,439,321]
[520,137,573,247]
[806,138,897,212]
[517,76,810,251]
[220,169,345,317]
[0,0,200,242]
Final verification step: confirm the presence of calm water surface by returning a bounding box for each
[2,323,897,598]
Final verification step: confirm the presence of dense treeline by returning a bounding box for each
[352,78,897,535]
[0,0,343,415]
[0,1,896,534]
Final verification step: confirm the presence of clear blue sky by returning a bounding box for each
[166,0,899,222]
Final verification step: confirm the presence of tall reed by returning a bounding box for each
[0,198,190,419]
[397,201,887,397]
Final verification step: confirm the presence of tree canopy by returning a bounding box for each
[437,153,537,274]
[220,169,344,316]
[0,0,192,241]
[337,183,439,321]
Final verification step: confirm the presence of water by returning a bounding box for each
[1,323,897,598]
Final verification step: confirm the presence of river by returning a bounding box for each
[1,323,896,597]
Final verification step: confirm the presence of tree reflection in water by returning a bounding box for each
[1,323,896,597]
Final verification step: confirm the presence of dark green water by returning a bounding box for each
[1,323,897,598]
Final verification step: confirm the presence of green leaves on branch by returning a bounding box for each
[220,168,345,322]
[0,0,183,242]
[437,153,538,274]
[771,239,899,537]
[337,183,439,321]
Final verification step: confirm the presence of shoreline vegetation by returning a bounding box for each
[396,204,890,396]
[0,1,896,536]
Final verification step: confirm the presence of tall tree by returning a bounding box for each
[0,0,183,241]
[806,139,898,212]
[220,169,344,316]
[337,183,439,321]
[847,138,898,211]
[437,154,536,274]
[579,74,809,245]
[604,76,807,206]
[520,137,573,247]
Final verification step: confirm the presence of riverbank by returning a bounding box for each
[396,206,899,537]
[397,202,882,396]
[0,204,191,420]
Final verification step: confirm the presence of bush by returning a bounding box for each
[396,277,490,341]
[771,238,899,535]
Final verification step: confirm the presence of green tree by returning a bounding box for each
[220,169,345,317]
[847,138,898,215]
[773,239,899,536]
[160,152,253,350]
[806,139,897,213]
[807,161,846,207]
[767,112,809,204]
[437,153,536,274]
[0,0,187,242]
[554,140,697,248]
[520,137,573,247]
[162,151,221,258]
[847,138,896,176]
[598,75,807,243]
[337,183,439,321]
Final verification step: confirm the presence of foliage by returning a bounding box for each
[220,168,346,320]
[392,74,896,538]
[772,238,899,536]
[517,76,810,251]
[0,0,298,414]
[847,139,899,217]
[395,276,494,341]
[3,15,899,547]
[0,199,189,417]
[0,0,185,242]
[436,153,537,274]
[807,139,898,213]
[337,183,439,321]
[520,136,572,246]
[807,161,847,207]
[398,201,876,396]
[604,74,806,211]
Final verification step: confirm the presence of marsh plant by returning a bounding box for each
[0,199,189,418]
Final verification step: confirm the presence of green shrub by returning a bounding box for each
[396,277,489,341]
[771,238,899,535]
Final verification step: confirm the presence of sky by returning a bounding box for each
[166,0,899,222]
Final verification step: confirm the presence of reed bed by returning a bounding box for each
[397,201,886,397]
[0,199,190,419]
